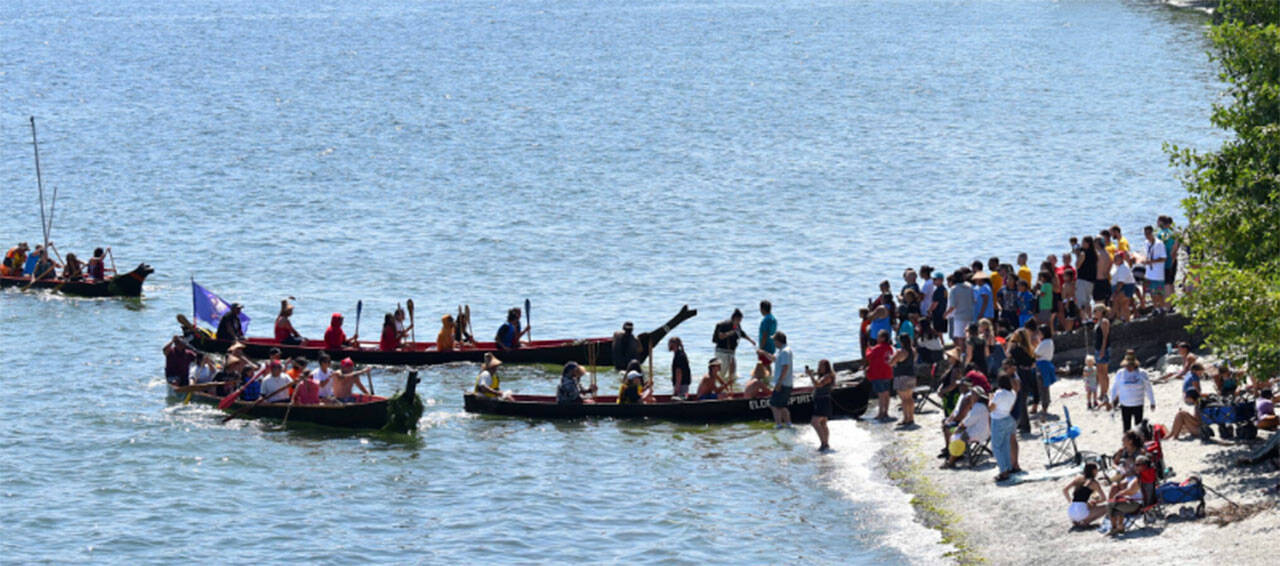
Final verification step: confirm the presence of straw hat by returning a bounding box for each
[483,353,502,371]
[1122,352,1140,369]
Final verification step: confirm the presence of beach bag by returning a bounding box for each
[1156,479,1204,504]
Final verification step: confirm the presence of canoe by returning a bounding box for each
[0,263,153,297]
[462,380,870,422]
[168,372,423,432]
[186,305,697,367]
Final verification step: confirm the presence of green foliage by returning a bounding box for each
[1171,0,1280,377]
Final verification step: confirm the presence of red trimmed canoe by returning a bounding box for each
[462,381,870,422]
[0,263,152,297]
[186,305,696,367]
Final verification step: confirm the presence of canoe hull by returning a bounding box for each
[462,381,870,423]
[0,263,152,297]
[168,372,421,431]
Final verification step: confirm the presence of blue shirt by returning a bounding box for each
[868,318,892,343]
[22,253,38,275]
[774,346,793,388]
[759,314,777,354]
[1183,372,1200,395]
[1017,291,1035,315]
[897,319,915,347]
[974,284,994,319]
[496,322,520,348]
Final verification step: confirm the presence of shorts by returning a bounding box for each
[1115,283,1136,298]
[1148,280,1166,296]
[1068,502,1091,523]
[894,375,917,392]
[1095,347,1111,365]
[770,386,792,408]
[931,316,947,333]
[951,318,971,339]
[871,379,892,394]
[1075,280,1094,306]
[698,393,718,400]
[714,348,737,379]
[1093,279,1112,302]
[1084,375,1098,392]
[1109,501,1142,515]
[812,395,833,418]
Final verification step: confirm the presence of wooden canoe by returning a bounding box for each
[0,263,152,297]
[462,380,870,423]
[186,305,697,367]
[168,372,422,432]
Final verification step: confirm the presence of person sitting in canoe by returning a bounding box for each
[618,360,645,404]
[1,242,28,276]
[22,244,41,276]
[612,322,641,371]
[379,313,402,351]
[436,314,457,351]
[323,313,359,350]
[314,353,336,401]
[163,335,198,386]
[61,253,84,281]
[30,246,60,279]
[455,306,476,346]
[218,342,258,398]
[743,362,772,399]
[695,358,731,400]
[216,303,246,342]
[475,353,507,399]
[86,247,107,280]
[289,361,321,406]
[260,361,293,403]
[331,358,372,403]
[274,300,303,345]
[556,362,596,404]
[495,308,529,350]
[394,306,412,342]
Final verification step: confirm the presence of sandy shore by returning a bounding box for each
[874,358,1278,565]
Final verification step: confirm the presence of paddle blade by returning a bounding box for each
[217,391,238,410]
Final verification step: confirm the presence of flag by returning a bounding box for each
[192,279,250,333]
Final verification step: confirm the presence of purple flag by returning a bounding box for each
[192,279,250,333]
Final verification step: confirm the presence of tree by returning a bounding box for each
[1170,0,1280,378]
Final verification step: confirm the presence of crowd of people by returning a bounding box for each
[165,335,377,406]
[2,241,112,281]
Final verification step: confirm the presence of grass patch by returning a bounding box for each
[879,441,985,565]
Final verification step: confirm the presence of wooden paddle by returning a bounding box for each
[221,382,293,423]
[106,246,118,275]
[219,373,262,409]
[524,298,532,343]
[465,304,473,343]
[353,300,363,343]
[407,299,415,343]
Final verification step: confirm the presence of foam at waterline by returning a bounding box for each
[799,420,952,565]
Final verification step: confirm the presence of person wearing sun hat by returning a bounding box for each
[1109,350,1155,434]
[475,353,504,398]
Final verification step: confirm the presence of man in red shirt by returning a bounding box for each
[866,329,896,421]
[324,313,359,350]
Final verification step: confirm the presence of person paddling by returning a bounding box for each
[274,300,303,345]
[323,312,359,349]
[61,253,84,281]
[331,358,372,403]
[86,247,108,280]
[379,313,402,351]
[556,362,596,404]
[496,308,530,350]
[475,353,505,398]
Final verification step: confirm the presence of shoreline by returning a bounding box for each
[874,357,1277,566]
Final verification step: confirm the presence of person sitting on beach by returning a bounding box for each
[695,358,730,400]
[943,390,990,469]
[379,313,402,351]
[1166,389,1203,440]
[1156,342,1198,385]
[556,361,595,404]
[331,358,372,403]
[743,362,772,399]
[1105,456,1151,535]
[940,378,975,457]
[260,361,293,403]
[1109,431,1146,482]
[1063,462,1107,528]
[1212,362,1239,396]
[324,313,359,350]
[274,300,303,345]
[475,353,504,398]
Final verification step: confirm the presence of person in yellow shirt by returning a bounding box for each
[1016,253,1033,285]
[1106,225,1130,257]
[987,257,1004,293]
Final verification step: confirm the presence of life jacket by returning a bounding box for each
[2,248,24,276]
[87,257,105,280]
[475,370,500,398]
[617,373,643,404]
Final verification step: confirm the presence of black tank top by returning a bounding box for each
[1072,483,1093,503]
[894,350,915,377]
[1094,322,1108,351]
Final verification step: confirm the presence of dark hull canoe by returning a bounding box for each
[168,372,422,432]
[462,380,870,423]
[188,306,697,368]
[0,263,152,297]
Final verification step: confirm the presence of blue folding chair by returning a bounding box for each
[1042,406,1082,468]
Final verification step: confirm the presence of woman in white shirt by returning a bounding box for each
[990,373,1018,481]
[1110,352,1156,434]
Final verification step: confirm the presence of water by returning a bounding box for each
[0,0,1216,563]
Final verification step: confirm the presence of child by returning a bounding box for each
[1083,355,1099,409]
[1016,279,1035,327]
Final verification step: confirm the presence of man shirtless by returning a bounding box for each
[695,358,730,400]
[331,358,372,402]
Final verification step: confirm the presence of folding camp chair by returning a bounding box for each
[965,439,992,468]
[911,362,946,412]
[1042,405,1082,468]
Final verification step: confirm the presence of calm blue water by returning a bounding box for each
[0,0,1216,563]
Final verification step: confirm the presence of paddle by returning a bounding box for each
[354,300,363,344]
[106,246,118,275]
[465,304,473,343]
[407,299,415,343]
[524,298,532,343]
[221,382,294,423]
[218,369,263,410]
